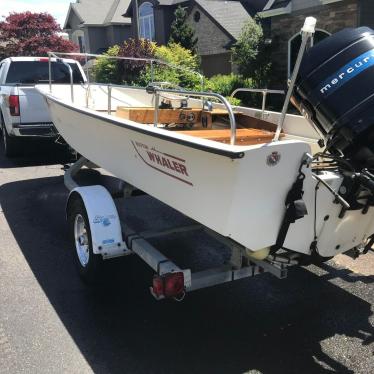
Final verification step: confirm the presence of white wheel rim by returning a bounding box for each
[74,214,90,267]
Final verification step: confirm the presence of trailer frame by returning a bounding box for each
[65,157,291,300]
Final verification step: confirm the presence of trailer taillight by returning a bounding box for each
[8,95,20,116]
[38,58,49,62]
[152,272,185,298]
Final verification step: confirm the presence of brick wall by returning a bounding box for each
[186,5,234,76]
[187,5,232,56]
[269,0,359,88]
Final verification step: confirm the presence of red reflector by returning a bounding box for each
[152,272,185,298]
[164,272,184,297]
[38,58,49,62]
[152,276,164,298]
[8,95,20,116]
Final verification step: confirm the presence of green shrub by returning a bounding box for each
[93,39,156,85]
[226,96,241,106]
[93,45,121,84]
[117,38,156,85]
[140,42,202,90]
[93,41,202,89]
[205,74,252,96]
[204,74,254,105]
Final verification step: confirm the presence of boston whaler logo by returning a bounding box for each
[132,140,192,186]
[319,48,374,97]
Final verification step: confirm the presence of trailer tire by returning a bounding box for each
[67,196,103,284]
[1,114,20,157]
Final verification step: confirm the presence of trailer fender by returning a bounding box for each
[66,185,128,258]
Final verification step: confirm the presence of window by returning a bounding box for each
[78,36,85,53]
[288,29,331,77]
[139,2,155,41]
[194,11,200,22]
[6,61,84,84]
[0,63,4,82]
[72,30,86,53]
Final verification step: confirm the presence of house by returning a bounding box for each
[64,0,374,85]
[63,0,132,54]
[123,0,255,77]
[259,0,374,87]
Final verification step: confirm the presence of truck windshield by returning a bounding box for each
[5,61,84,84]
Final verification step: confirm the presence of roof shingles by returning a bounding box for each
[194,0,251,40]
[69,0,131,26]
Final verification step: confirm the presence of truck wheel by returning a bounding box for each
[1,119,20,157]
[67,197,103,284]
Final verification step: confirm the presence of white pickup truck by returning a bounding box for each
[0,56,86,156]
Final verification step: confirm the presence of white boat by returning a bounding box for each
[36,19,374,263]
[35,79,373,260]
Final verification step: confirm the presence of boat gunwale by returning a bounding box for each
[44,91,250,159]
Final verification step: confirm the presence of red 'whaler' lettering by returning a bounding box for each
[147,151,189,176]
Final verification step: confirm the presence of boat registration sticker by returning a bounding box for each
[266,151,281,167]
[132,140,193,186]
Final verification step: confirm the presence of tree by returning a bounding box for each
[117,38,156,84]
[231,17,271,87]
[169,6,198,54]
[0,12,77,59]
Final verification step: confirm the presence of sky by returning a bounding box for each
[0,0,72,27]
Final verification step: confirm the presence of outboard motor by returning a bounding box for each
[293,27,374,169]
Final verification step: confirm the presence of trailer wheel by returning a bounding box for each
[1,115,20,157]
[67,197,103,284]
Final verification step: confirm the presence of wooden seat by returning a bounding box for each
[115,106,243,129]
[178,128,276,146]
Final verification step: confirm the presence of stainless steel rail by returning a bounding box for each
[47,51,204,95]
[150,87,237,145]
[47,53,75,102]
[107,85,112,115]
[62,59,74,102]
[273,17,317,141]
[230,88,284,120]
[46,52,236,144]
[152,81,182,90]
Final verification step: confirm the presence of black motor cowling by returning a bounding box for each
[293,27,374,168]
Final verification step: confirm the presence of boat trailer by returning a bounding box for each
[64,157,291,300]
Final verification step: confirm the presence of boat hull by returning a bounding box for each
[46,95,314,250]
[41,86,374,258]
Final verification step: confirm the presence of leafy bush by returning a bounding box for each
[91,39,266,108]
[94,45,121,84]
[204,74,254,105]
[205,74,252,96]
[140,42,202,89]
[93,41,201,89]
[93,39,156,85]
[117,38,156,84]
[226,96,242,106]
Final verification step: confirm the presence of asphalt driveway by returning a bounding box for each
[0,141,373,374]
